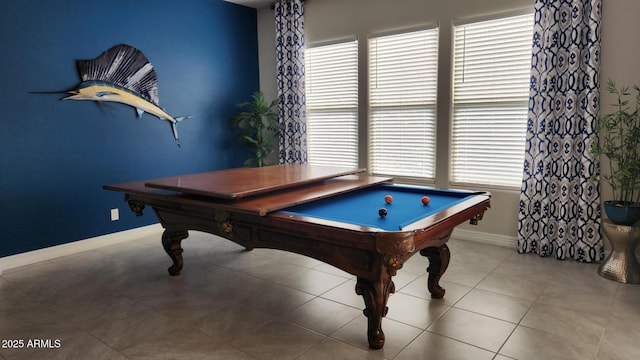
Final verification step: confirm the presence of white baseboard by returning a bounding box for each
[452,228,517,248]
[0,224,163,275]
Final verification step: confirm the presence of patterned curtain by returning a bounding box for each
[518,0,603,262]
[274,0,307,164]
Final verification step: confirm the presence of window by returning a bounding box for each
[369,28,439,180]
[451,13,534,188]
[305,41,359,168]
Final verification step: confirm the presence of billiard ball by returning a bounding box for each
[421,196,430,205]
[378,208,388,217]
[384,195,393,204]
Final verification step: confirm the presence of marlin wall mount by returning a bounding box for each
[33,44,192,147]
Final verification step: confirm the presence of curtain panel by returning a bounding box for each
[518,0,603,262]
[274,0,307,164]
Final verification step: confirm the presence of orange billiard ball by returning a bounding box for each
[421,196,430,205]
[384,195,393,204]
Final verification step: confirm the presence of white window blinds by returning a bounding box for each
[305,41,359,168]
[451,13,533,188]
[369,28,439,180]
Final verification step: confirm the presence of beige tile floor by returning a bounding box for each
[1,231,639,360]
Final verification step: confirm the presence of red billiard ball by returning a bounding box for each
[384,195,393,204]
[378,208,388,217]
[421,196,430,205]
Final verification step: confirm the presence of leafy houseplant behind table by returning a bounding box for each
[591,80,640,226]
[229,92,282,167]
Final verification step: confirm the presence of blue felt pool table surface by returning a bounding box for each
[281,184,476,231]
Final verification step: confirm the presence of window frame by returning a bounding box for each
[449,11,534,190]
[367,25,440,182]
[304,38,360,168]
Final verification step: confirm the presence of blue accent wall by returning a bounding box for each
[0,0,259,257]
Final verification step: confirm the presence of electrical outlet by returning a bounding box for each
[110,208,119,221]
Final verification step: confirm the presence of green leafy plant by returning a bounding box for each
[229,92,281,167]
[591,80,640,204]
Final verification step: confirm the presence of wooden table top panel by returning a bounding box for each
[105,174,393,216]
[143,164,367,199]
[229,175,393,215]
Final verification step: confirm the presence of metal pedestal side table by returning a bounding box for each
[598,220,640,284]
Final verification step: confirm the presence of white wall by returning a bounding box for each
[256,0,640,242]
[598,0,640,203]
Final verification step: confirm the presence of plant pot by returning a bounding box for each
[604,200,640,226]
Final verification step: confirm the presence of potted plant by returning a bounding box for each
[229,92,281,167]
[591,80,640,225]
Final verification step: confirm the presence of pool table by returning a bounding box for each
[104,164,490,349]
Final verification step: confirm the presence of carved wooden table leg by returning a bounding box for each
[420,244,450,299]
[161,230,189,276]
[355,275,395,349]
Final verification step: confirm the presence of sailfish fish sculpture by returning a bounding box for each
[58,44,191,146]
